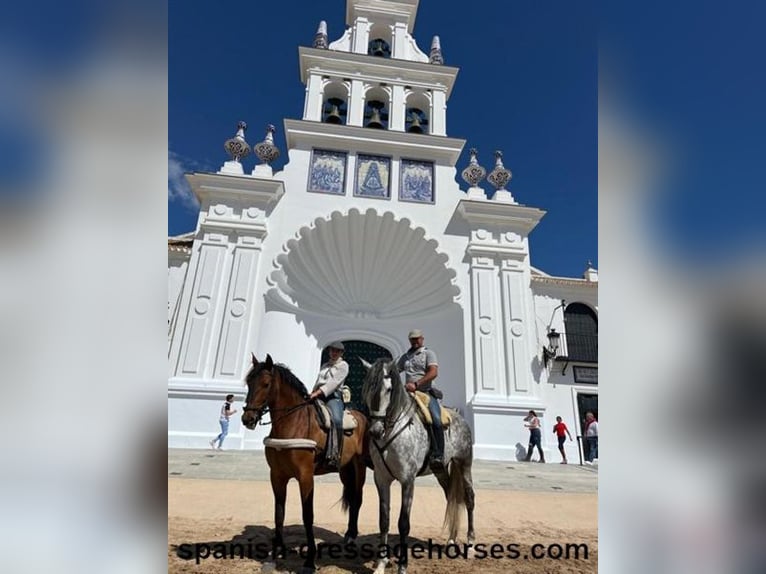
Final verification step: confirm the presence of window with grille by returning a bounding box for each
[564,303,598,363]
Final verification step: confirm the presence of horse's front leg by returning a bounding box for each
[297,467,316,574]
[396,479,415,574]
[373,469,393,574]
[269,471,288,563]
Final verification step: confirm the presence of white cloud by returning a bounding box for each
[168,150,200,210]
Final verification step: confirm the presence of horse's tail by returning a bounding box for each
[443,460,466,539]
[340,459,355,513]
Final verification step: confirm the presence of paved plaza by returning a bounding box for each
[168,448,597,493]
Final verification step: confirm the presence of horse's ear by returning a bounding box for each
[265,354,273,370]
[251,352,258,365]
[359,357,372,371]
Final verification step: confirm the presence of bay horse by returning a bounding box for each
[361,358,475,574]
[241,353,369,574]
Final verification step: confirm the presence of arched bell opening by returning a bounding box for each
[405,91,431,134]
[363,86,390,130]
[321,81,349,125]
[367,22,393,58]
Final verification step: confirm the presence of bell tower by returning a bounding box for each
[299,0,457,140]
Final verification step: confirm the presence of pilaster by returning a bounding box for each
[169,173,284,383]
[457,200,546,406]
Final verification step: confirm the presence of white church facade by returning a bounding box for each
[168,0,598,463]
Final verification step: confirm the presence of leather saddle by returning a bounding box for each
[412,390,452,426]
[314,402,359,433]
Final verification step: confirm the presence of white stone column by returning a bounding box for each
[391,22,408,59]
[430,88,447,136]
[351,17,371,55]
[390,84,406,131]
[348,78,366,127]
[303,73,324,122]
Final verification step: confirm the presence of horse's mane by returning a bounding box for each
[362,358,408,419]
[252,362,309,399]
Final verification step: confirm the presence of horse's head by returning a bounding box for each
[242,352,275,429]
[360,357,401,439]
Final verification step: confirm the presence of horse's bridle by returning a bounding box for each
[369,371,416,479]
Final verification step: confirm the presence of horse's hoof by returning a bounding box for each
[373,561,388,574]
[298,567,316,574]
[343,534,357,545]
[397,565,408,574]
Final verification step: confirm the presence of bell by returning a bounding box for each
[325,104,343,124]
[324,98,345,124]
[366,108,384,129]
[407,114,424,134]
[370,39,388,57]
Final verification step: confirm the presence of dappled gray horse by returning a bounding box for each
[361,358,475,574]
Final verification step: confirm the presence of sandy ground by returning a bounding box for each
[169,478,597,573]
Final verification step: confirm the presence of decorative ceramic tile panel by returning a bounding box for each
[308,149,347,195]
[399,159,434,203]
[354,154,391,199]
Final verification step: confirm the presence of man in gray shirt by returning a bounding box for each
[397,329,444,469]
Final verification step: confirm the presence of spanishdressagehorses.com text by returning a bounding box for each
[177,539,590,564]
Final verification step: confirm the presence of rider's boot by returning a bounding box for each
[429,424,445,470]
[326,423,339,470]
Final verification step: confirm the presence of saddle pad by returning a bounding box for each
[264,437,317,450]
[317,402,359,431]
[413,390,452,426]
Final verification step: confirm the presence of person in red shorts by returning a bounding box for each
[553,416,573,464]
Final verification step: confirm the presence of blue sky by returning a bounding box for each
[170,0,597,278]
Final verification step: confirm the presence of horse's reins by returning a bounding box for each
[244,399,312,427]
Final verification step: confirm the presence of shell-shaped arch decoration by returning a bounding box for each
[269,208,459,319]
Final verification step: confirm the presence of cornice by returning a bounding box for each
[299,47,459,98]
[186,172,284,207]
[531,275,598,288]
[456,199,546,234]
[346,0,420,31]
[167,245,191,255]
[284,118,465,164]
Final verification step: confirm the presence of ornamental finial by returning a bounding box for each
[461,148,486,188]
[254,124,280,165]
[429,35,444,65]
[487,150,512,191]
[313,21,329,49]
[223,121,251,162]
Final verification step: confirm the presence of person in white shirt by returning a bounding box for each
[210,394,237,450]
[309,341,349,470]
[523,410,545,463]
[584,412,599,463]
